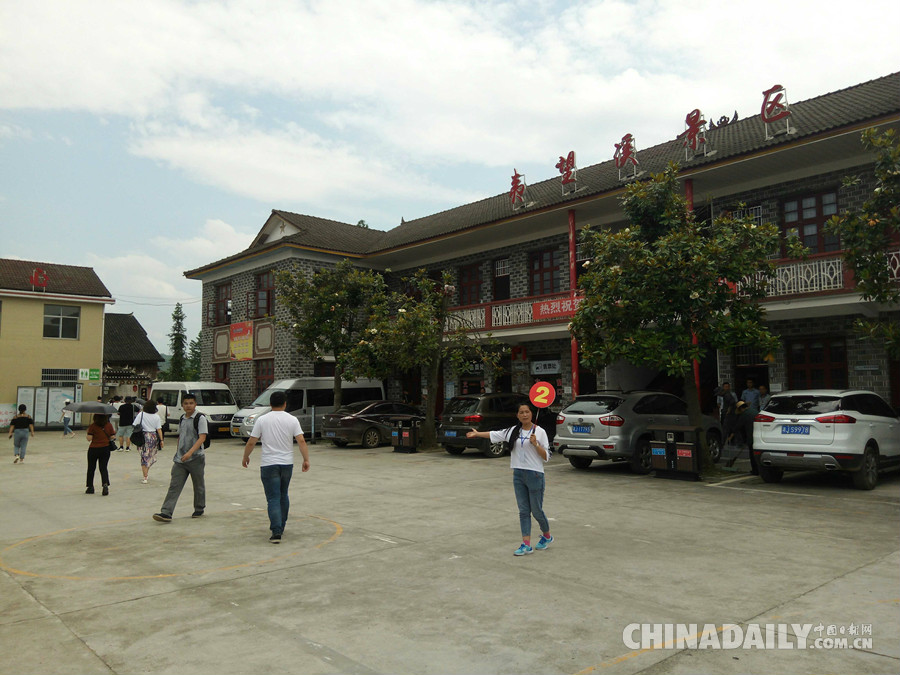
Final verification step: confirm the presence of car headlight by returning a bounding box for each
[246,414,258,423]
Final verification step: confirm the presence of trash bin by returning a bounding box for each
[647,425,701,481]
[391,418,420,454]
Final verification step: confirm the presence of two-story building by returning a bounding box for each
[186,72,900,412]
[0,259,115,426]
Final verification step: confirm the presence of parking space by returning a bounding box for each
[1,432,898,674]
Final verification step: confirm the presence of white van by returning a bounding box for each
[151,381,239,437]
[231,378,384,440]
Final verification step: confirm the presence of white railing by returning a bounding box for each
[449,307,486,330]
[889,250,900,280]
[491,299,535,327]
[767,256,844,296]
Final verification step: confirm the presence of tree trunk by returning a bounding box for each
[333,364,343,409]
[420,354,442,447]
[683,370,713,472]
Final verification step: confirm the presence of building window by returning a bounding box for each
[458,264,482,306]
[782,192,839,256]
[208,283,232,326]
[493,258,510,301]
[529,249,562,296]
[42,368,79,386]
[214,363,230,385]
[250,271,275,318]
[254,359,274,396]
[43,304,80,339]
[787,338,847,389]
[313,361,336,377]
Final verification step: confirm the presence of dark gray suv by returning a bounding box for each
[554,391,723,473]
[439,393,556,458]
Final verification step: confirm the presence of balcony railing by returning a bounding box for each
[448,250,899,333]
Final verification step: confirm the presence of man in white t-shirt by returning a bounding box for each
[242,391,310,544]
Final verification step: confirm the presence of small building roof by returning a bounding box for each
[104,313,164,365]
[0,258,112,298]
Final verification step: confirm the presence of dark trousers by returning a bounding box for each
[86,446,110,488]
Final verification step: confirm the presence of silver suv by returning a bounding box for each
[554,391,723,473]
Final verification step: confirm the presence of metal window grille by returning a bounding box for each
[732,205,763,228]
[494,259,509,277]
[42,368,79,386]
[733,347,768,367]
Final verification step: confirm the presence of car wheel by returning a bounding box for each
[630,438,652,474]
[706,431,722,464]
[483,441,507,458]
[568,456,593,470]
[444,445,465,455]
[852,446,878,491]
[361,428,380,449]
[758,464,783,483]
[332,440,349,447]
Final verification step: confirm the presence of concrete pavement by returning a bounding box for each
[2,431,898,674]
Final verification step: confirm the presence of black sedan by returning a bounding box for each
[323,400,425,448]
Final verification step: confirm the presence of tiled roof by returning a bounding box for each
[0,258,112,297]
[104,313,163,364]
[186,71,899,275]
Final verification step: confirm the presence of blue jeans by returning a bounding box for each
[63,418,73,434]
[513,468,549,538]
[260,464,293,535]
[14,429,29,458]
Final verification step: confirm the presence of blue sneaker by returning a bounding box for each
[514,543,533,556]
[535,535,554,550]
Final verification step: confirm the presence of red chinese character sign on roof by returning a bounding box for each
[510,169,531,209]
[761,84,795,140]
[677,109,715,161]
[555,151,577,194]
[30,267,49,289]
[614,134,642,181]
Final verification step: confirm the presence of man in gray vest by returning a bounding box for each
[153,393,208,522]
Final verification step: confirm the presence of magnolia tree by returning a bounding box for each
[571,165,795,469]
[275,260,388,408]
[827,128,900,358]
[350,269,503,447]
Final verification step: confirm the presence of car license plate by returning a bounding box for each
[325,431,335,437]
[231,427,239,434]
[444,430,457,437]
[781,425,810,435]
[572,425,592,434]
[218,426,229,433]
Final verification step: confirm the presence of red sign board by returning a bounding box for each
[677,448,693,458]
[529,381,556,408]
[532,296,583,320]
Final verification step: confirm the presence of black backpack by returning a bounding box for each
[181,412,211,449]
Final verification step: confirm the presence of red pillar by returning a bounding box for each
[684,178,701,403]
[568,209,580,398]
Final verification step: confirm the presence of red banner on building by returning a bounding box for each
[532,296,583,320]
[230,321,254,361]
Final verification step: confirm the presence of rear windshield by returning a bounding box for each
[337,401,378,414]
[444,398,479,415]
[766,396,841,415]
[188,389,235,406]
[563,396,624,415]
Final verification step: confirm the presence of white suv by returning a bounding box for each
[753,389,900,490]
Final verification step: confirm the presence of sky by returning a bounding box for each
[2,0,899,354]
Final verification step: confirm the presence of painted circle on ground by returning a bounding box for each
[0,511,343,581]
[529,381,556,408]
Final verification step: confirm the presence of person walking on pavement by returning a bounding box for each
[466,403,553,556]
[134,400,164,484]
[117,397,137,451]
[740,378,761,414]
[85,414,115,495]
[153,393,208,523]
[9,404,35,463]
[61,401,75,438]
[242,391,310,544]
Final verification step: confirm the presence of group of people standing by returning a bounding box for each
[716,378,771,474]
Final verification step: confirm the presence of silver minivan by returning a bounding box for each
[230,378,384,440]
[150,381,239,437]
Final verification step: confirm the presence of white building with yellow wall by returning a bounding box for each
[0,259,114,426]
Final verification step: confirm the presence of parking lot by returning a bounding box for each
[2,432,898,675]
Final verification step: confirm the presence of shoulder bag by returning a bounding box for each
[130,413,146,447]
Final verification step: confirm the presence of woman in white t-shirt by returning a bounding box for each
[134,401,164,484]
[467,403,553,556]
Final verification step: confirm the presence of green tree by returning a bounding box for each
[827,128,900,358]
[186,331,202,380]
[351,269,503,447]
[571,165,789,469]
[275,259,388,408]
[167,303,188,381]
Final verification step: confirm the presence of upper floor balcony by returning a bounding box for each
[449,249,900,335]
